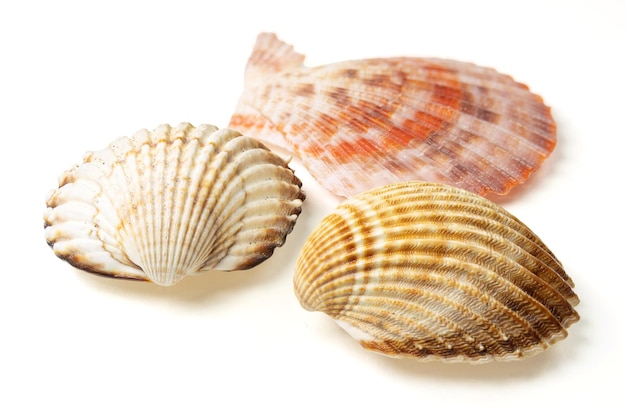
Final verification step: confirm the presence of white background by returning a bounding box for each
[1,1,624,416]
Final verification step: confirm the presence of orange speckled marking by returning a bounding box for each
[342,106,372,134]
[335,140,361,159]
[229,114,266,132]
[386,127,415,147]
[295,83,315,96]
[306,143,324,158]
[313,113,340,138]
[431,84,463,108]
[355,137,382,157]
[402,111,442,140]
[305,63,464,165]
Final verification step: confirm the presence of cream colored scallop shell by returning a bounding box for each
[44,123,305,286]
[294,181,578,362]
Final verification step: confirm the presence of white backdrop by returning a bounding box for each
[1,1,624,416]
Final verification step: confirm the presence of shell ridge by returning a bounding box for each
[295,207,362,311]
[83,141,132,270]
[52,238,145,279]
[309,59,551,160]
[172,130,210,274]
[199,133,305,271]
[325,253,561,359]
[315,84,543,193]
[94,146,142,275]
[373,182,575,298]
[205,135,270,266]
[335,199,382,321]
[311,67,543,141]
[394,233,577,329]
[333,282,479,346]
[174,124,225,272]
[164,125,193,282]
[188,130,267,270]
[165,125,213,283]
[346,251,551,343]
[452,241,576,328]
[184,134,246,271]
[115,141,148,274]
[168,124,233,279]
[148,124,179,273]
[276,86,500,195]
[337,302,460,355]
[161,127,187,283]
[335,293,511,360]
[294,215,357,308]
[181,138,232,270]
[374,207,577,305]
[218,171,304,268]
[365,187,562,267]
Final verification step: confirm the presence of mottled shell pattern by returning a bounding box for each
[44,123,305,286]
[230,33,556,198]
[294,182,578,362]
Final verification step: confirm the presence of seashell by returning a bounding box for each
[44,123,305,286]
[294,181,578,362]
[229,33,556,198]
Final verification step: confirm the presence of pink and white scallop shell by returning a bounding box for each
[229,33,557,198]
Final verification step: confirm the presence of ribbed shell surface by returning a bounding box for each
[294,182,578,362]
[229,33,556,198]
[44,123,305,286]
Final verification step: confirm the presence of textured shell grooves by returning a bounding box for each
[294,181,578,362]
[45,123,305,286]
[308,66,553,153]
[339,293,552,361]
[230,33,557,198]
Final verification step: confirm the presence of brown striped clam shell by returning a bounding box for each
[294,181,579,362]
[230,33,556,198]
[44,123,305,286]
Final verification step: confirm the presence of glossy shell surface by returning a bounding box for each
[294,181,578,362]
[44,123,305,286]
[230,33,556,198]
